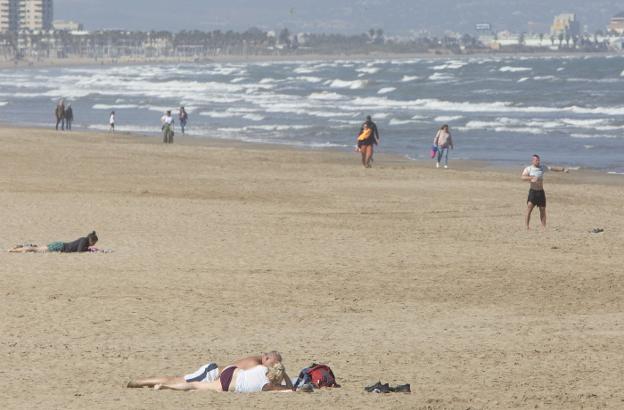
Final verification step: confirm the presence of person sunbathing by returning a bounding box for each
[155,363,295,393]
[127,351,287,388]
[8,231,98,253]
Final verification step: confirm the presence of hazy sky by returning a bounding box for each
[56,0,623,34]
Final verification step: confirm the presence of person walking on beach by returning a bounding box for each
[161,110,174,143]
[109,111,116,132]
[357,115,380,168]
[178,106,188,134]
[55,99,65,131]
[433,124,453,168]
[64,104,74,131]
[522,154,547,230]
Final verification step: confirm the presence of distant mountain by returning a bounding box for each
[56,0,622,34]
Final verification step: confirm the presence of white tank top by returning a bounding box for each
[235,365,269,393]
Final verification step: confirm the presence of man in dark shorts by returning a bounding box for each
[521,154,547,230]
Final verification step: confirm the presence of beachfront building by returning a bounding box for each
[550,13,581,37]
[0,0,52,32]
[608,12,624,35]
[19,0,53,31]
[53,19,82,31]
[0,0,18,32]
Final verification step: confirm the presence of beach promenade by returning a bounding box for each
[1,127,623,409]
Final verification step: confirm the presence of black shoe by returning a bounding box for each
[390,384,411,393]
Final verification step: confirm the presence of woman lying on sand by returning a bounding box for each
[8,231,98,253]
[155,363,297,393]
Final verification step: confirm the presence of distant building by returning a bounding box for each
[550,13,580,37]
[0,0,18,32]
[608,12,624,34]
[53,19,82,31]
[19,0,53,31]
[0,0,52,32]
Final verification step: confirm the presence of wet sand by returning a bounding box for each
[1,127,623,409]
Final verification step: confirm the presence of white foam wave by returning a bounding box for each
[621,70,624,77]
[378,87,396,95]
[431,61,467,70]
[92,104,138,110]
[293,67,316,74]
[329,79,368,89]
[434,115,463,122]
[499,66,531,72]
[428,73,454,81]
[297,76,323,83]
[389,119,419,126]
[0,101,7,106]
[571,133,617,139]
[230,77,247,83]
[401,75,419,82]
[243,114,265,121]
[308,92,345,100]
[356,67,380,74]
[199,111,238,118]
[518,77,529,83]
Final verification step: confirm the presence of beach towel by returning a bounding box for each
[357,128,372,142]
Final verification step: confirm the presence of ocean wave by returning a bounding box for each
[356,67,381,74]
[92,104,139,110]
[230,77,247,83]
[199,111,238,118]
[329,79,368,89]
[434,115,463,122]
[0,101,7,106]
[377,87,396,95]
[517,77,529,83]
[499,66,532,72]
[308,92,345,100]
[428,73,454,81]
[243,114,265,121]
[431,61,467,70]
[571,133,618,139]
[296,76,323,83]
[293,67,317,74]
[401,75,419,82]
[389,118,420,126]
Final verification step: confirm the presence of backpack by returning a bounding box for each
[293,364,340,389]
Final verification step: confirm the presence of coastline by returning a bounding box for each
[0,49,621,70]
[4,121,623,182]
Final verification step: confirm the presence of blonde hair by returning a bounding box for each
[266,362,285,385]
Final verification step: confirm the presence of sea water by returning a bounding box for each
[1,55,623,171]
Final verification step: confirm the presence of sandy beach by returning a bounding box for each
[1,127,623,409]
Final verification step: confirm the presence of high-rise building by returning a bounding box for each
[0,0,52,32]
[550,13,581,37]
[19,0,53,31]
[0,0,19,32]
[608,12,624,35]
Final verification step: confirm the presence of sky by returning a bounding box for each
[55,0,623,34]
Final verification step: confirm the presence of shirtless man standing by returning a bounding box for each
[127,351,284,388]
[521,154,547,230]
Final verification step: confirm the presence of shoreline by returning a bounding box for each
[5,123,622,186]
[0,50,621,70]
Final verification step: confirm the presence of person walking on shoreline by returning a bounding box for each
[433,124,453,168]
[522,154,547,230]
[161,110,174,143]
[109,111,116,132]
[64,104,74,131]
[55,99,65,131]
[178,106,188,134]
[357,115,380,168]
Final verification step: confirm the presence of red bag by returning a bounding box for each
[293,364,340,389]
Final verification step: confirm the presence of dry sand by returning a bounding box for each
[1,127,623,409]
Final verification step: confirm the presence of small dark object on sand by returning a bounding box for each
[591,228,604,234]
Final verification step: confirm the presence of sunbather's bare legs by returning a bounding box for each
[8,245,47,253]
[155,379,223,392]
[127,376,185,388]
